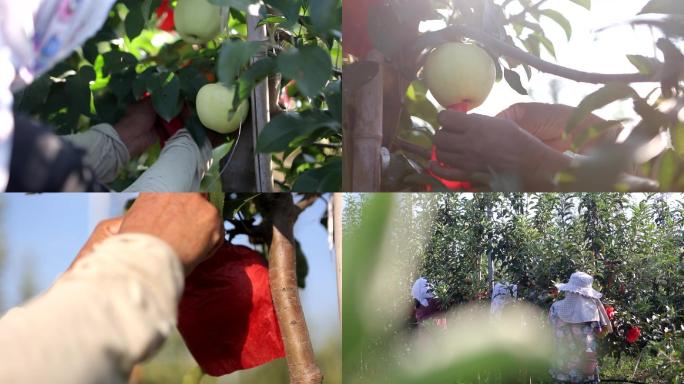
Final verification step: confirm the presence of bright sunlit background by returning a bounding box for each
[423,0,665,135]
[0,194,340,383]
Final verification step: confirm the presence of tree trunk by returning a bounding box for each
[267,196,323,384]
[333,193,343,318]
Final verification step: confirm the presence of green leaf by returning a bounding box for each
[626,54,660,75]
[569,0,591,10]
[235,57,277,102]
[185,113,207,147]
[151,73,182,122]
[309,0,338,36]
[277,45,332,98]
[209,192,225,216]
[257,15,288,27]
[533,33,556,59]
[217,40,264,86]
[503,68,528,95]
[292,157,342,192]
[566,83,637,133]
[178,66,209,102]
[264,0,301,26]
[102,51,137,75]
[208,0,255,11]
[658,150,678,190]
[257,112,339,153]
[324,80,342,122]
[540,9,572,41]
[125,5,145,40]
[640,0,684,15]
[66,66,97,116]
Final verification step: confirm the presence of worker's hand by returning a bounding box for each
[114,100,158,158]
[496,102,621,153]
[119,193,224,275]
[432,109,570,190]
[68,217,124,271]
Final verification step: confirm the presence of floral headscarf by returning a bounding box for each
[0,0,117,190]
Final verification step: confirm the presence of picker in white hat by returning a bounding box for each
[548,271,613,383]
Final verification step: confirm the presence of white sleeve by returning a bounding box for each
[124,129,213,192]
[63,123,130,184]
[0,233,184,384]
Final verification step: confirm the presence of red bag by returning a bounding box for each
[155,0,175,32]
[178,244,286,376]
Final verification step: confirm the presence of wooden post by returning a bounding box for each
[247,4,274,192]
[348,54,383,191]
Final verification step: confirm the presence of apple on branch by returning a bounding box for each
[422,42,496,190]
[424,42,496,111]
[196,83,249,134]
[174,0,222,44]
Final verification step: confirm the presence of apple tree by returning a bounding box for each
[344,0,684,192]
[12,0,342,192]
[343,193,683,383]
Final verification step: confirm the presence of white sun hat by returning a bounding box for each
[555,271,602,299]
[411,277,434,307]
[552,272,611,325]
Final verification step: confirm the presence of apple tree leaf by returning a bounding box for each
[217,40,264,86]
[569,0,591,10]
[640,0,684,15]
[566,83,637,133]
[208,0,256,11]
[292,157,342,192]
[540,9,572,41]
[276,45,332,98]
[151,72,182,122]
[503,68,527,95]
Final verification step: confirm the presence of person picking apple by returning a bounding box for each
[0,193,224,383]
[421,42,658,191]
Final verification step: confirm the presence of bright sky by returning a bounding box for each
[0,194,340,349]
[424,0,663,127]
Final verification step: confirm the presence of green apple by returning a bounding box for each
[196,83,249,134]
[174,0,221,44]
[423,42,496,109]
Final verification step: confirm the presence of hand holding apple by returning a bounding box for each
[431,109,570,191]
[422,42,496,189]
[196,83,249,134]
[174,0,222,44]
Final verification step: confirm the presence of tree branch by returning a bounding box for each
[430,25,660,84]
[394,137,431,160]
[295,194,321,212]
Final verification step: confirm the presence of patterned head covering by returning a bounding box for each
[411,277,434,307]
[0,0,117,189]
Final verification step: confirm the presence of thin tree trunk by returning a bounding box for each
[333,193,343,318]
[268,196,323,384]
